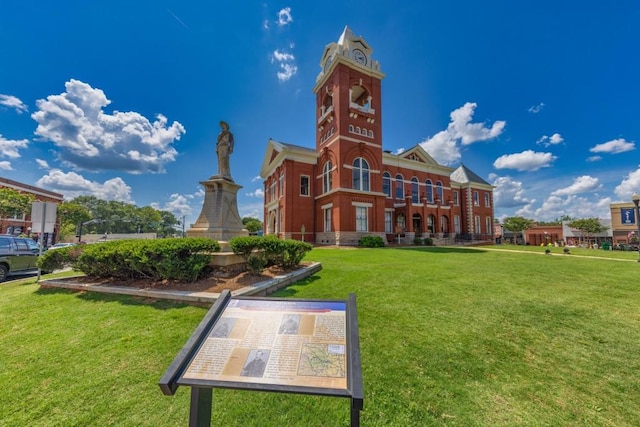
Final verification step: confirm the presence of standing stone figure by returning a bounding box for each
[216,121,234,178]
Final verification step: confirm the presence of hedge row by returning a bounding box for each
[37,238,221,282]
[229,236,313,273]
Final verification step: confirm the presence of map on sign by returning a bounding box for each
[181,298,348,391]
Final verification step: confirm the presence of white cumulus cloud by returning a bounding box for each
[0,135,28,158]
[36,169,134,202]
[0,161,12,170]
[31,79,185,173]
[420,102,505,165]
[277,7,293,26]
[36,158,50,169]
[614,167,640,200]
[589,138,635,155]
[0,94,28,113]
[272,50,298,82]
[537,133,564,146]
[246,188,264,198]
[551,175,601,196]
[489,174,534,209]
[493,150,556,172]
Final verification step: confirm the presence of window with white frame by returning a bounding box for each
[411,177,419,204]
[453,191,459,206]
[323,161,332,193]
[385,211,393,233]
[396,213,405,231]
[279,172,284,198]
[427,214,435,233]
[395,174,404,199]
[425,180,433,203]
[324,206,332,232]
[352,158,370,191]
[382,172,391,198]
[475,215,481,234]
[473,191,479,206]
[435,181,444,203]
[270,181,276,201]
[441,215,449,233]
[486,216,492,235]
[454,215,460,233]
[356,206,368,231]
[484,192,490,207]
[300,175,310,196]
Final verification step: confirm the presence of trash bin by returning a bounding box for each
[601,242,610,250]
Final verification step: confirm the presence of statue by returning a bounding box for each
[216,120,234,178]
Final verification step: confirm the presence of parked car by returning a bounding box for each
[0,236,42,282]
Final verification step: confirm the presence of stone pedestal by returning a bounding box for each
[187,176,249,242]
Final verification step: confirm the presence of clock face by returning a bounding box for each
[352,49,367,65]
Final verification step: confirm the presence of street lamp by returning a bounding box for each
[632,193,640,263]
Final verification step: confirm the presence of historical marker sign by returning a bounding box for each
[160,291,363,427]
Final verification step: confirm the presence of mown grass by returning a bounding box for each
[2,247,640,426]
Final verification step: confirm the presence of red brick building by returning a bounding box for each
[0,177,64,238]
[260,27,494,245]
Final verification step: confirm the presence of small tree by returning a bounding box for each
[0,188,35,233]
[502,216,534,245]
[568,218,608,247]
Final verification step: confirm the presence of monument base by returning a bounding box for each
[187,177,249,242]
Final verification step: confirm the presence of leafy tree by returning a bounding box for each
[57,202,92,240]
[157,211,180,237]
[0,188,35,232]
[242,217,263,234]
[502,216,535,244]
[568,218,608,246]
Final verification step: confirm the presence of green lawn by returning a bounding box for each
[2,246,640,426]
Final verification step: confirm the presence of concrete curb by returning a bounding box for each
[40,262,322,305]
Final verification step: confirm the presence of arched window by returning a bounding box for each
[435,181,444,203]
[352,158,370,191]
[349,125,354,133]
[411,177,419,204]
[322,161,333,193]
[355,127,361,134]
[440,215,449,233]
[425,180,433,203]
[382,172,391,198]
[368,130,374,137]
[395,174,404,199]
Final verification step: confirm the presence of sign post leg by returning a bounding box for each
[189,387,213,427]
[350,398,362,427]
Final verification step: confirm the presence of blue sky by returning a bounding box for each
[1,1,639,227]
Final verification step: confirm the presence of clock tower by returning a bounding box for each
[311,27,388,244]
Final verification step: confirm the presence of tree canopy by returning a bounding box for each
[61,196,179,238]
[568,218,608,243]
[502,216,535,234]
[242,216,263,233]
[0,187,35,231]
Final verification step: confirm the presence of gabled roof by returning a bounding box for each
[259,139,318,178]
[450,164,491,186]
[398,145,439,165]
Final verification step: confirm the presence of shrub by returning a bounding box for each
[423,237,434,246]
[230,236,313,271]
[359,235,385,248]
[37,246,77,272]
[229,236,263,260]
[413,237,423,245]
[72,238,220,282]
[245,253,267,274]
[563,247,571,254]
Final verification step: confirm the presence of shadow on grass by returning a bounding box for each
[393,246,487,254]
[34,286,194,310]
[270,275,321,297]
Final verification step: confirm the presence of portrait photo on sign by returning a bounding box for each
[278,314,301,335]
[209,317,236,338]
[241,349,270,378]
